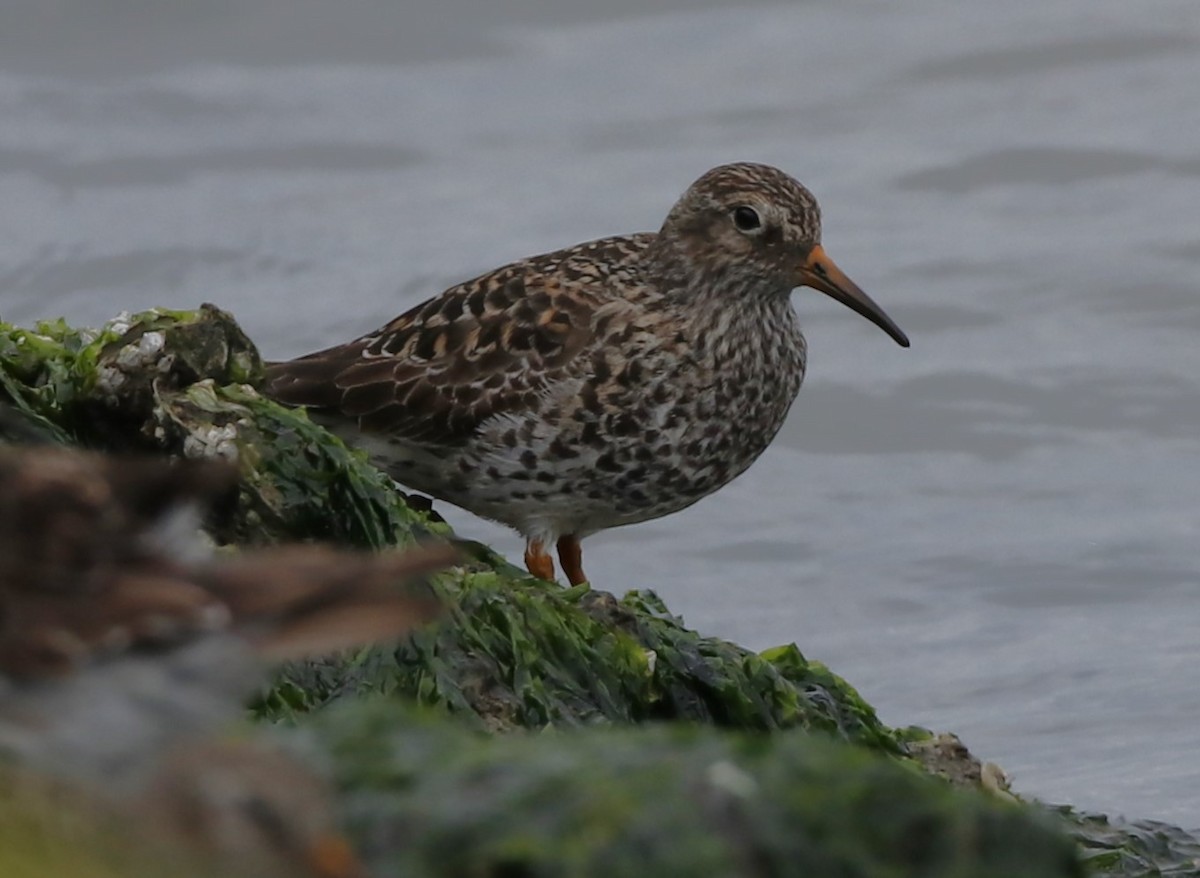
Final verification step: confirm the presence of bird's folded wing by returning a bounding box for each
[264,262,599,447]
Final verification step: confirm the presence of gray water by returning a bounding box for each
[2,0,1198,825]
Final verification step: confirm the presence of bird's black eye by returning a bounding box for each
[732,206,761,232]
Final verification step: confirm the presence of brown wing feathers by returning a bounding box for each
[263,263,595,447]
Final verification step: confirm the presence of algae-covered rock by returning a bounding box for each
[287,698,1082,878]
[1056,808,1200,877]
[265,571,898,749]
[0,307,441,549]
[8,307,1195,876]
[156,379,448,548]
[0,307,899,747]
[0,306,257,443]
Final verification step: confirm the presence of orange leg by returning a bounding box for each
[556,535,588,585]
[524,539,556,582]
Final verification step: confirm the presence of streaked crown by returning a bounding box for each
[656,162,824,292]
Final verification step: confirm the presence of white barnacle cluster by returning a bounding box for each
[643,648,658,676]
[94,314,174,396]
[95,365,125,395]
[182,423,240,462]
[105,311,134,337]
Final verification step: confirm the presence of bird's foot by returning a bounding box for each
[523,540,556,582]
[555,535,588,586]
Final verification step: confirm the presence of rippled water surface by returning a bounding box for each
[2,0,1198,824]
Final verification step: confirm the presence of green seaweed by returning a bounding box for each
[266,572,900,752]
[289,697,1083,878]
[0,306,442,549]
[154,380,447,548]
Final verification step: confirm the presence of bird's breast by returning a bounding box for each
[584,300,806,493]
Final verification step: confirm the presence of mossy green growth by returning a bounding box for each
[0,306,442,549]
[154,379,447,549]
[0,317,88,442]
[0,305,257,444]
[288,697,1083,878]
[265,572,899,751]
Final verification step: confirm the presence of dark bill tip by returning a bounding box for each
[800,246,910,348]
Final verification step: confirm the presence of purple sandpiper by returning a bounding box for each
[265,162,909,584]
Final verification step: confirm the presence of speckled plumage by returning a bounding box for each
[265,163,909,583]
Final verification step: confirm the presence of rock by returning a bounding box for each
[0,307,441,549]
[3,306,1189,877]
[294,698,1083,878]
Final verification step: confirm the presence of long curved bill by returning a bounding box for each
[799,245,910,347]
